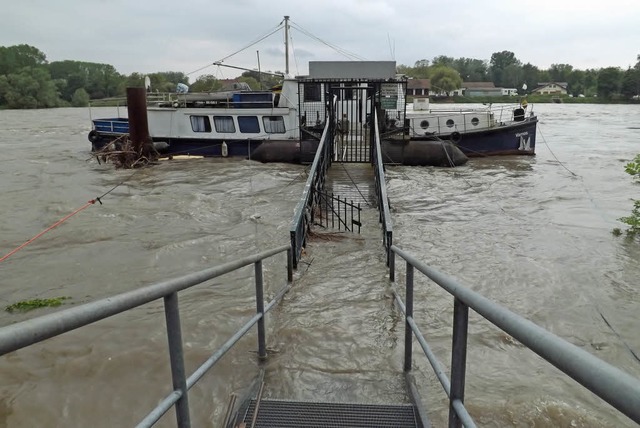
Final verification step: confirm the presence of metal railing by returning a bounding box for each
[389,244,640,427]
[372,110,393,265]
[0,245,293,428]
[314,191,362,232]
[289,97,336,268]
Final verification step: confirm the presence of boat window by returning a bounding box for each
[304,83,322,102]
[213,116,236,133]
[190,116,211,132]
[471,117,479,126]
[420,120,429,129]
[263,116,286,133]
[446,119,455,128]
[238,116,260,133]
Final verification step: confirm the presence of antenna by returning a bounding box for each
[387,33,395,60]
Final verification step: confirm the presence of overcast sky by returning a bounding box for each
[5,0,640,82]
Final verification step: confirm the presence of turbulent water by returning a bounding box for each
[0,104,639,427]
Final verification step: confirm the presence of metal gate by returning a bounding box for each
[330,84,374,163]
[313,189,361,233]
[297,79,407,164]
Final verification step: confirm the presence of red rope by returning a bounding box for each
[0,200,97,264]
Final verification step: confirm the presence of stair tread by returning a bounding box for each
[242,399,418,428]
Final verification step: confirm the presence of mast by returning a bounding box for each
[284,15,290,75]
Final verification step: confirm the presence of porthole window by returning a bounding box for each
[420,120,429,129]
[446,119,455,128]
[471,117,479,126]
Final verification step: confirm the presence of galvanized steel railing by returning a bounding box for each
[289,97,336,268]
[0,245,293,428]
[372,110,393,265]
[389,244,640,427]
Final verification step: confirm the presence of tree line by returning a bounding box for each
[0,44,281,109]
[399,51,640,99]
[1,44,640,109]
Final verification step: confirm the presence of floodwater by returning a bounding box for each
[0,104,639,427]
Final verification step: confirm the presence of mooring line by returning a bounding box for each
[0,201,96,264]
[1,171,138,264]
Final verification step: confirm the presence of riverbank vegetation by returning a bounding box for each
[1,44,640,109]
[615,155,640,237]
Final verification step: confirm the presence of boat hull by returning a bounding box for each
[89,133,315,162]
[410,116,538,157]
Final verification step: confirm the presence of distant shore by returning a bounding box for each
[424,95,640,104]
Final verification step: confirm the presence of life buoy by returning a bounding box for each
[450,131,462,143]
[88,130,99,143]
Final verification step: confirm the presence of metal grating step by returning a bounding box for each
[242,399,418,428]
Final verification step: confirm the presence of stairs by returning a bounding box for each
[240,399,420,428]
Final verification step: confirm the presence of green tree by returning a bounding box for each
[0,44,47,75]
[615,154,640,236]
[429,65,462,95]
[238,76,260,90]
[0,66,60,108]
[489,51,521,87]
[240,70,282,89]
[621,67,640,98]
[123,72,146,89]
[71,88,90,107]
[407,60,429,79]
[453,58,488,82]
[520,63,541,93]
[502,64,523,88]
[146,71,189,92]
[567,69,586,96]
[431,55,455,68]
[583,69,599,96]
[548,64,573,82]
[48,60,92,101]
[597,67,623,98]
[189,74,222,92]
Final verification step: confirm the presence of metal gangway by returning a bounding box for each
[1,110,640,427]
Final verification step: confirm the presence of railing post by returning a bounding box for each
[386,230,392,267]
[290,230,298,269]
[449,297,469,428]
[254,260,267,360]
[404,262,414,372]
[286,247,293,283]
[389,247,395,282]
[163,292,191,428]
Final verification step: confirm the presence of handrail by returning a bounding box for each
[372,110,393,265]
[0,244,293,428]
[289,96,336,268]
[389,244,640,427]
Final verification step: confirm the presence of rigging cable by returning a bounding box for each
[215,23,284,65]
[0,171,138,264]
[289,21,367,61]
[185,21,284,77]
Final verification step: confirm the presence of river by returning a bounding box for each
[0,104,639,427]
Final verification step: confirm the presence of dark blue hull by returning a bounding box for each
[89,127,320,164]
[412,117,538,157]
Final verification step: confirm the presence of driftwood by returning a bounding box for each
[94,136,158,169]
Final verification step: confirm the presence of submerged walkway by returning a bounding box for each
[326,163,376,207]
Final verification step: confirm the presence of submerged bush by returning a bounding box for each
[617,155,640,236]
[5,296,71,313]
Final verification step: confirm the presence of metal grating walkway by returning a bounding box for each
[242,399,419,427]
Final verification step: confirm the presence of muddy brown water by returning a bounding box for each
[0,104,639,427]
